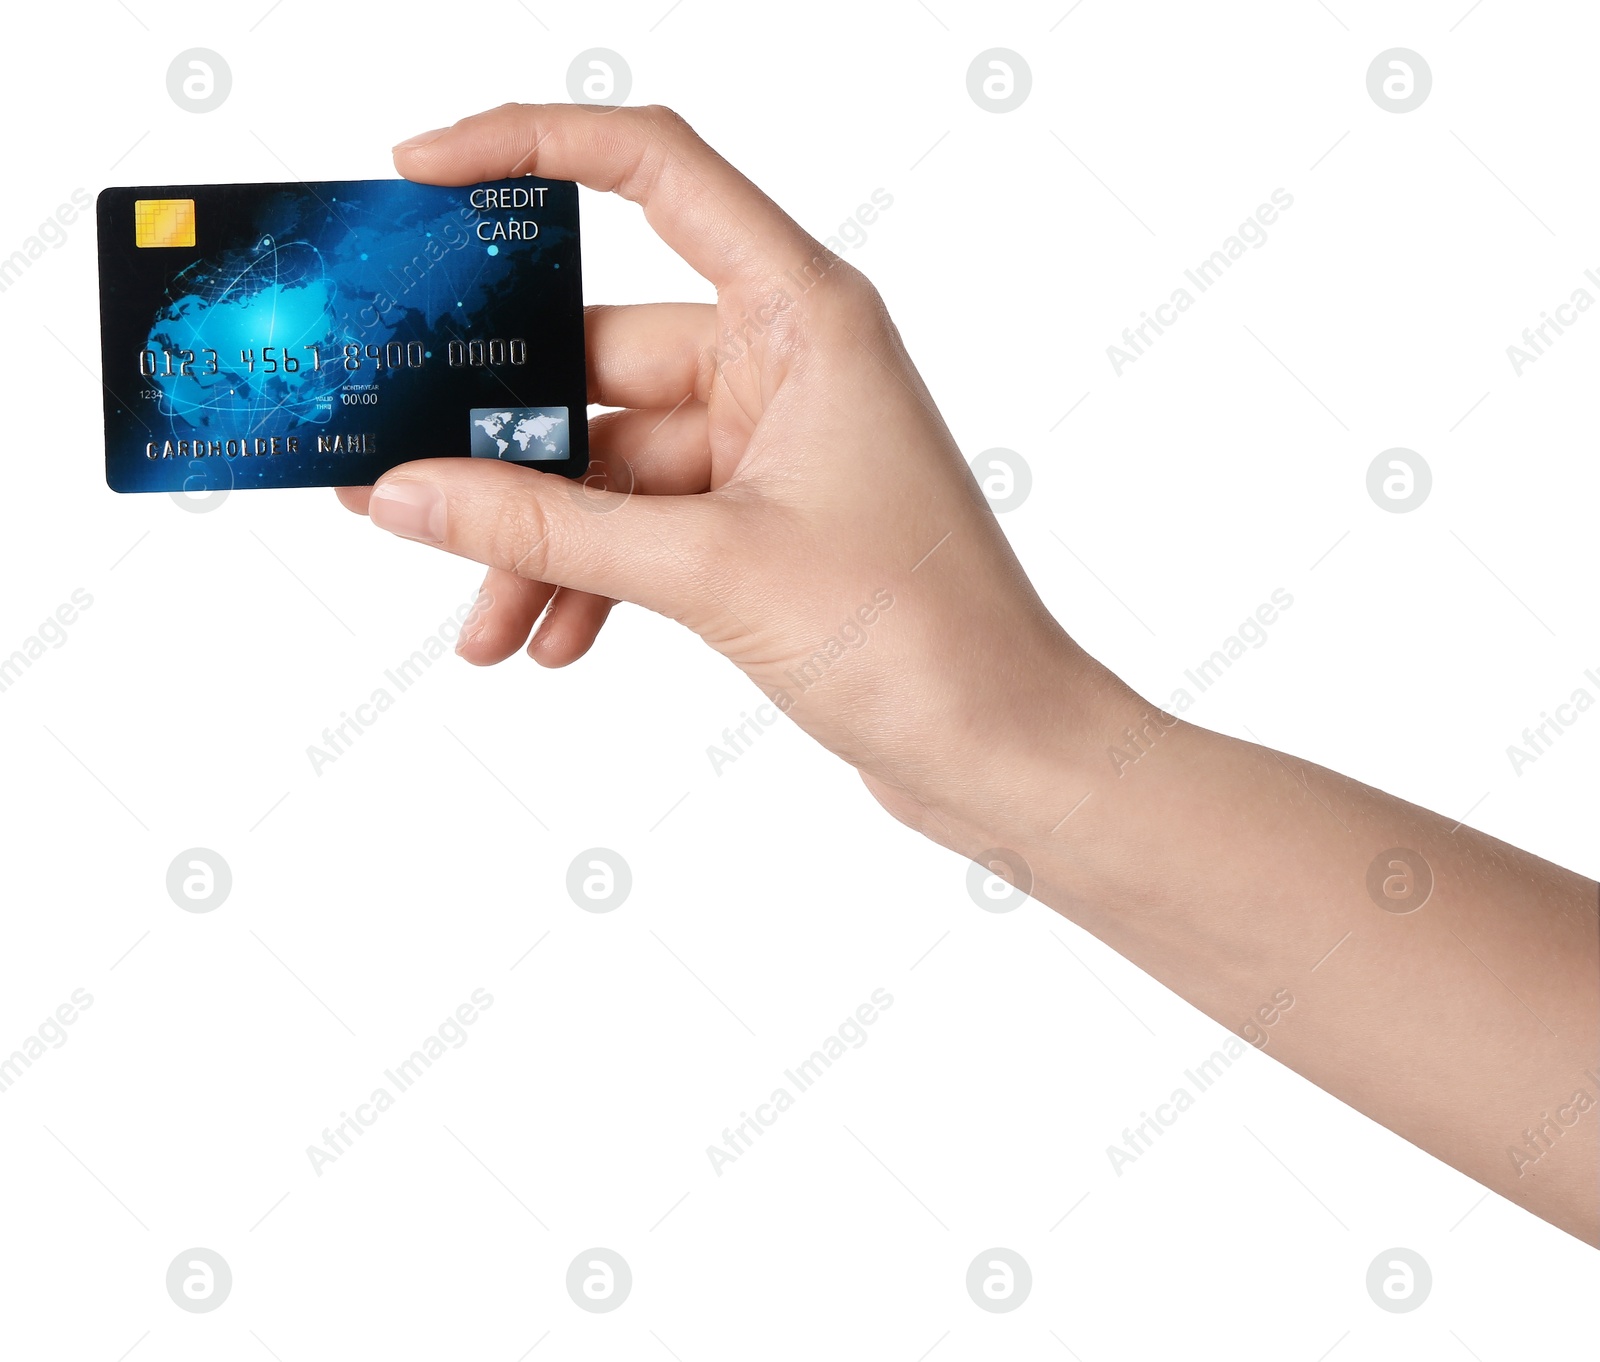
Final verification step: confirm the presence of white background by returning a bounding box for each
[1,0,1596,1357]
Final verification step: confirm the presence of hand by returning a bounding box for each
[340,103,1122,844]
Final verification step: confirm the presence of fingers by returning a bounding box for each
[454,572,614,668]
[345,402,711,666]
[589,402,713,495]
[329,304,713,424]
[586,303,714,408]
[364,456,728,618]
[339,401,712,661]
[456,568,554,665]
[528,588,615,667]
[394,104,820,289]
[337,300,713,509]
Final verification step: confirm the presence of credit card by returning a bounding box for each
[95,177,588,492]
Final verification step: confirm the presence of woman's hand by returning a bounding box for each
[339,102,1124,847]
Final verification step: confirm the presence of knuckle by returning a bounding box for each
[794,257,889,338]
[488,492,554,580]
[827,259,887,314]
[637,105,713,173]
[482,101,530,125]
[683,497,744,586]
[707,257,889,382]
[639,103,694,137]
[843,264,889,318]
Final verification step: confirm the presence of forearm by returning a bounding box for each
[909,650,1600,1244]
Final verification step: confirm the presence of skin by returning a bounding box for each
[338,103,1599,1246]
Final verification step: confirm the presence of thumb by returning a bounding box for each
[366,458,726,620]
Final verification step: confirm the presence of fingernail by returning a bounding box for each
[369,482,446,544]
[393,127,449,151]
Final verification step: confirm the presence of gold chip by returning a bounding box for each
[134,198,195,248]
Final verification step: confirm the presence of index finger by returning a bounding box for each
[393,103,820,291]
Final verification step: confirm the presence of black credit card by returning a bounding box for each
[96,177,588,492]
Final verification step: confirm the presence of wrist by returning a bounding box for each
[866,629,1152,886]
